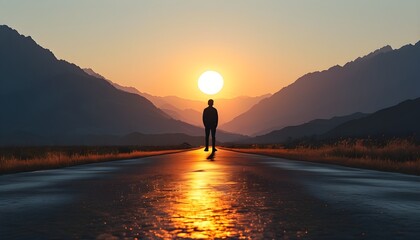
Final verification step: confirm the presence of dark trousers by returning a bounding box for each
[205,127,216,150]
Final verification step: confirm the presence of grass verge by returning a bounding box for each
[0,145,197,175]
[224,138,420,175]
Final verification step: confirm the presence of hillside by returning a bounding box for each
[221,42,420,135]
[325,97,420,139]
[0,25,245,144]
[246,112,368,144]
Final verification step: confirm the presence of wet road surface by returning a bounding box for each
[1,149,420,239]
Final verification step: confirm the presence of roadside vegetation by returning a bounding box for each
[0,144,194,175]
[225,138,420,175]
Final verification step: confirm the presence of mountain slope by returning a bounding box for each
[221,42,420,135]
[325,97,420,138]
[0,25,229,142]
[160,105,203,127]
[246,112,368,144]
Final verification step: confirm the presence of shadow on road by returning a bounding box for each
[206,152,216,160]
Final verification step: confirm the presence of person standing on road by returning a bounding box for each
[202,99,218,152]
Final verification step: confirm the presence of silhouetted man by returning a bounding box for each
[203,99,218,152]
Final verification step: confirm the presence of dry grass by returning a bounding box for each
[0,146,194,175]
[226,138,420,175]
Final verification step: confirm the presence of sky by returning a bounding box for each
[1,0,419,100]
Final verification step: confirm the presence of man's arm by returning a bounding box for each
[215,109,218,128]
[202,109,206,126]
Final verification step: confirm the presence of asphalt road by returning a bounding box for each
[0,149,419,239]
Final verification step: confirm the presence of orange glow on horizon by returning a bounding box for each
[99,42,285,101]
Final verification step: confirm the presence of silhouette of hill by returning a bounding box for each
[138,94,272,126]
[83,68,147,98]
[0,25,245,145]
[246,112,368,144]
[159,105,202,127]
[132,92,271,126]
[221,42,420,135]
[324,97,420,139]
[84,68,271,126]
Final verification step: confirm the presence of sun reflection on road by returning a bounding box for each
[120,150,277,238]
[170,160,241,238]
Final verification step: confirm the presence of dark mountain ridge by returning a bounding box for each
[221,41,420,135]
[246,112,368,144]
[324,97,420,139]
[242,97,420,144]
[0,25,245,144]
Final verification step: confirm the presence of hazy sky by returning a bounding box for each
[1,0,419,100]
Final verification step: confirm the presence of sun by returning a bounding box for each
[198,71,224,95]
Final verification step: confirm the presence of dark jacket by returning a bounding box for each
[203,106,218,128]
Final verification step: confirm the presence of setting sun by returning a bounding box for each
[198,71,224,95]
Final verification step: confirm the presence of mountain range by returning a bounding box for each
[0,25,245,145]
[138,94,272,127]
[221,42,420,135]
[1,25,419,146]
[83,68,270,127]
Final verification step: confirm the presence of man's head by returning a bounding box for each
[208,99,214,106]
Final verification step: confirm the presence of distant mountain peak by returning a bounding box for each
[354,45,393,62]
[0,24,63,73]
[366,44,393,55]
[83,68,106,80]
[0,24,42,47]
[0,24,16,32]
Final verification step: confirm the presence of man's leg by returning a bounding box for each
[211,127,216,152]
[204,127,210,151]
